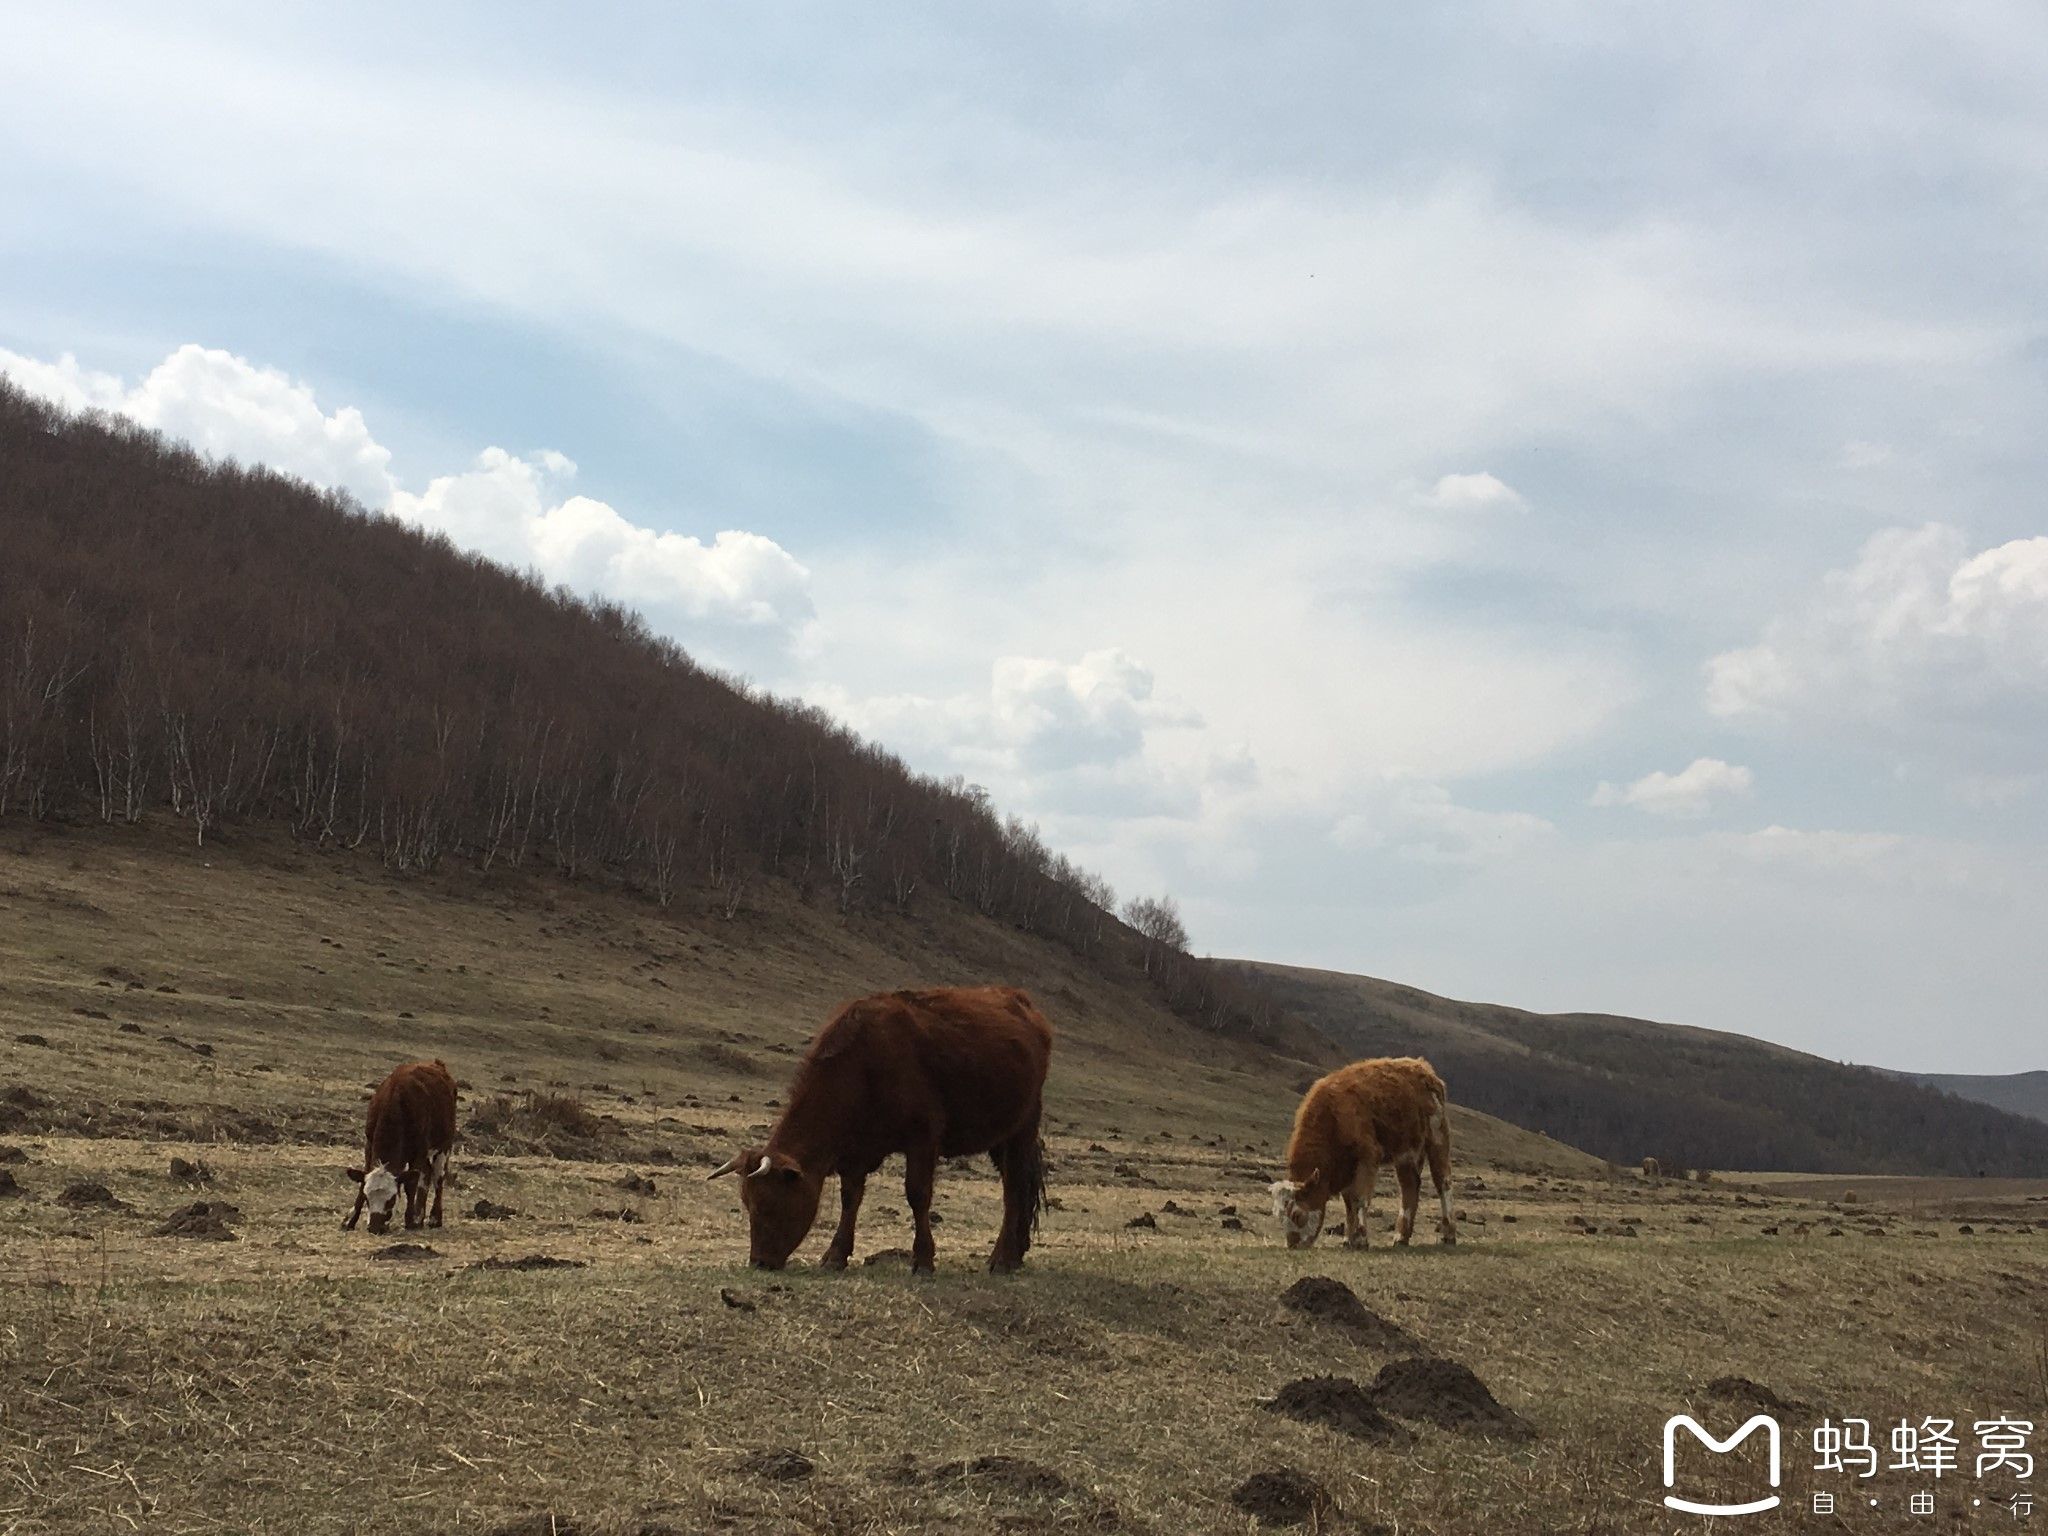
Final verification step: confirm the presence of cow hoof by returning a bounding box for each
[988,1257,1021,1275]
[819,1252,849,1271]
[1441,1232,1458,1246]
[911,1264,936,1280]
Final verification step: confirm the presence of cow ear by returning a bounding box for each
[777,1165,802,1184]
[346,1168,364,1184]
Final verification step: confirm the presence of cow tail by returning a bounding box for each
[1020,1134,1049,1238]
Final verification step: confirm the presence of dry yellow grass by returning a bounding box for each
[3,823,2045,1534]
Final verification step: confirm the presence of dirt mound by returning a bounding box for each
[465,1091,631,1161]
[1706,1376,1813,1416]
[1264,1376,1409,1442]
[616,1173,656,1196]
[0,1169,23,1198]
[168,1156,213,1183]
[1231,1468,1331,1526]
[372,1242,438,1261]
[586,1206,644,1223]
[737,1447,813,1482]
[0,1144,26,1164]
[472,1198,518,1220]
[1125,1211,1156,1229]
[56,1179,124,1209]
[469,1254,586,1272]
[154,1200,241,1240]
[864,1247,915,1266]
[1281,1276,1419,1350]
[1369,1357,1534,1439]
[929,1455,1073,1499]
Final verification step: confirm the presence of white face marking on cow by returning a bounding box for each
[362,1164,401,1227]
[1268,1180,1324,1248]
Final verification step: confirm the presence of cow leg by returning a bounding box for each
[343,1186,366,1231]
[1345,1157,1376,1249]
[1395,1161,1421,1245]
[1427,1123,1457,1245]
[904,1147,938,1277]
[821,1167,868,1270]
[428,1152,447,1229]
[989,1121,1043,1275]
[403,1168,424,1230]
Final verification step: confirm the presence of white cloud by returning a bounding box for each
[2,344,813,668]
[388,450,813,646]
[1707,524,2048,728]
[1591,757,1754,818]
[821,648,1210,811]
[1419,471,1526,511]
[1332,775,1554,867]
[2,343,396,506]
[1837,439,1894,470]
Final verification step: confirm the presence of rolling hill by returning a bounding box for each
[1896,1070,2048,1126]
[1230,961,2048,1177]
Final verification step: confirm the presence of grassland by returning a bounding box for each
[3,823,2045,1535]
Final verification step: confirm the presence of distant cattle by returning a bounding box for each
[1269,1056,1455,1250]
[345,1059,457,1235]
[710,986,1053,1274]
[1642,1156,1662,1180]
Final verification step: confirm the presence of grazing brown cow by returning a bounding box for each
[709,986,1052,1275]
[1268,1056,1455,1250]
[345,1059,457,1235]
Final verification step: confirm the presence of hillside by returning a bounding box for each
[0,377,1289,1054]
[1230,961,2048,1177]
[0,818,1604,1182]
[1898,1069,2048,1126]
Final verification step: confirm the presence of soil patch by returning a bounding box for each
[56,1179,125,1209]
[929,1455,1074,1499]
[472,1198,518,1220]
[1706,1375,1814,1417]
[1231,1468,1332,1526]
[1369,1357,1535,1439]
[469,1254,587,1272]
[1264,1376,1409,1442]
[737,1448,813,1482]
[1281,1276,1420,1350]
[372,1242,438,1261]
[154,1200,241,1240]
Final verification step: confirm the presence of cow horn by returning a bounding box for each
[748,1157,775,1179]
[706,1153,745,1181]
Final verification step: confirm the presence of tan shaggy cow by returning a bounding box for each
[1641,1156,1662,1180]
[1268,1056,1455,1250]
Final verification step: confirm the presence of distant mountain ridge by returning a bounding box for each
[1893,1070,2048,1127]
[1227,961,2048,1177]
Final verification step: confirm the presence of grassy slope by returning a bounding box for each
[3,829,2045,1535]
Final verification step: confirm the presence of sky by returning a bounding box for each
[3,5,2045,1073]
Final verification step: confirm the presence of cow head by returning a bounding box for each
[1268,1172,1326,1249]
[708,1147,821,1269]
[350,1163,403,1234]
